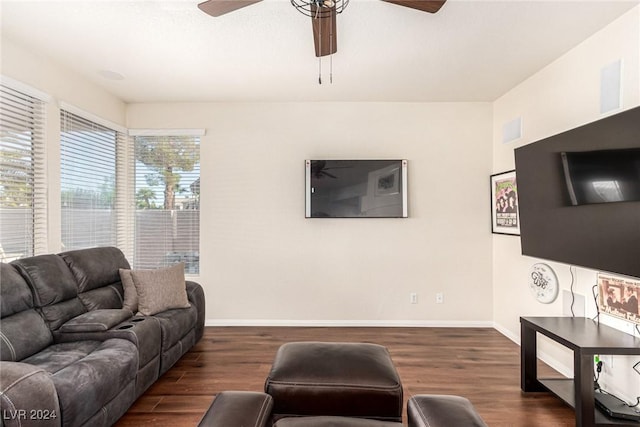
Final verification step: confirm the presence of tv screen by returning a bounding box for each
[561,148,640,205]
[305,160,408,218]
[515,106,640,278]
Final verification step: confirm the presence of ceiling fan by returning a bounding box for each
[197,0,447,58]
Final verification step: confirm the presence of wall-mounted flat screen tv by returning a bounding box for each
[305,160,408,218]
[515,106,640,278]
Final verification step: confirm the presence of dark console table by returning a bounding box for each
[520,316,640,427]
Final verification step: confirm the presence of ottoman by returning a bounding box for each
[407,395,488,427]
[264,342,403,422]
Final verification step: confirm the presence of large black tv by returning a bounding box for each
[514,106,640,278]
[305,160,408,218]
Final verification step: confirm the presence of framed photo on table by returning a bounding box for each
[490,170,520,235]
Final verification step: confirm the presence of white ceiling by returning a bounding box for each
[1,0,638,103]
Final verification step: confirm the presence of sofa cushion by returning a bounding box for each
[40,298,88,332]
[0,362,60,426]
[119,268,138,313]
[60,246,130,293]
[154,305,197,352]
[59,309,133,333]
[11,255,79,306]
[0,310,53,362]
[78,284,125,311]
[22,340,109,374]
[23,339,138,427]
[0,263,53,361]
[0,263,33,317]
[131,263,190,316]
[11,254,87,331]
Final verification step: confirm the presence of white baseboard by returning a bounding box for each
[205,319,495,328]
[493,321,521,345]
[493,321,573,378]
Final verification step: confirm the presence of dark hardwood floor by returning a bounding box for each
[115,327,575,427]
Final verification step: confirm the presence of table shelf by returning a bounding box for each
[521,317,640,427]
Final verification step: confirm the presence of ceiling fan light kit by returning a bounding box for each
[197,0,446,84]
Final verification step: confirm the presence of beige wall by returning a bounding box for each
[1,37,127,253]
[126,102,494,325]
[492,6,640,402]
[1,37,126,126]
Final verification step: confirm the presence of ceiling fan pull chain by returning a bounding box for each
[316,5,322,84]
[330,54,333,84]
[330,12,333,84]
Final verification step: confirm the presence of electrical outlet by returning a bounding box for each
[436,292,444,304]
[410,293,418,304]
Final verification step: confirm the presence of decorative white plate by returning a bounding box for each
[528,263,559,304]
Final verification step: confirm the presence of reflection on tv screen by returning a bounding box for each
[561,148,640,205]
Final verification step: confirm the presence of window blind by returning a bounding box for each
[0,84,46,261]
[133,135,200,274]
[60,110,124,251]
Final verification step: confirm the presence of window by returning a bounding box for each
[60,110,126,251]
[0,84,46,261]
[133,135,200,274]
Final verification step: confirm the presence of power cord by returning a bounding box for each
[632,361,640,408]
[591,284,600,323]
[593,356,603,390]
[569,265,576,317]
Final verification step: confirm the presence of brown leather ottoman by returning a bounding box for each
[264,342,403,422]
[407,395,488,427]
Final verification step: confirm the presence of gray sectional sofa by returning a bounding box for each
[0,247,205,427]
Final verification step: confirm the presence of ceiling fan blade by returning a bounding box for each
[381,0,446,14]
[197,0,263,17]
[311,5,337,57]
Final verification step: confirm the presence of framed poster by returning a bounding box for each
[490,170,520,235]
[598,273,640,324]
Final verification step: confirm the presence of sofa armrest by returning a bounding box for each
[58,309,133,333]
[186,281,205,342]
[0,362,61,427]
[407,395,487,427]
[198,392,273,427]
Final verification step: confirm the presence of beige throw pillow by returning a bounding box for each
[130,263,191,316]
[119,268,138,313]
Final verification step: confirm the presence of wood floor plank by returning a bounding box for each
[115,326,576,426]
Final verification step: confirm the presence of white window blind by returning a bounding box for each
[0,84,46,261]
[133,135,200,274]
[60,111,126,251]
